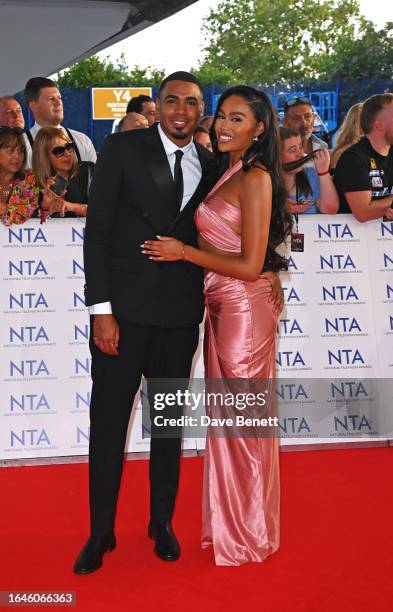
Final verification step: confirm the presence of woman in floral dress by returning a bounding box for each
[0,127,39,226]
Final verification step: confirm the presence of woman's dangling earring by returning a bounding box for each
[253,135,258,141]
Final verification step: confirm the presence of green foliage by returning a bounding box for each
[194,0,390,84]
[318,22,393,80]
[56,54,165,88]
[192,63,236,86]
[53,4,393,89]
[128,65,166,87]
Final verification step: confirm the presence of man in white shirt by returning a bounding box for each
[23,77,96,168]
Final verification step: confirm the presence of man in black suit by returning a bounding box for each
[74,72,213,574]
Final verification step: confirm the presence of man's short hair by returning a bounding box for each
[24,77,57,103]
[360,93,393,134]
[159,71,203,95]
[284,96,312,114]
[0,95,18,105]
[126,95,153,114]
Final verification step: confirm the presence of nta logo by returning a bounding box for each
[277,318,303,334]
[330,381,368,398]
[9,326,49,343]
[276,351,305,367]
[8,227,47,243]
[322,285,358,301]
[9,292,48,310]
[10,429,51,446]
[8,260,48,276]
[9,359,49,377]
[324,317,361,333]
[317,223,353,239]
[276,383,308,400]
[320,254,356,270]
[334,415,371,431]
[10,394,50,411]
[328,349,365,366]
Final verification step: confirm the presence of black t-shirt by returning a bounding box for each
[334,137,393,213]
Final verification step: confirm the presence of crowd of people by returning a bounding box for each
[1,72,392,571]
[0,77,96,225]
[1,77,392,227]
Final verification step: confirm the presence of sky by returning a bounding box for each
[101,0,393,74]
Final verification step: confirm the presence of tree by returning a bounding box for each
[56,54,165,88]
[127,65,165,87]
[194,0,372,85]
[318,22,393,80]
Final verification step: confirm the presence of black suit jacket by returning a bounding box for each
[84,124,215,327]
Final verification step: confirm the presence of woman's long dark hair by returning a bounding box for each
[210,86,292,272]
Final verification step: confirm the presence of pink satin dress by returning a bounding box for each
[194,160,280,566]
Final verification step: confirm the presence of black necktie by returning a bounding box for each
[173,149,184,211]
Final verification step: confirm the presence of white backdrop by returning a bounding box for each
[0,216,392,460]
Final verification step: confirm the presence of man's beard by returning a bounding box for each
[170,130,188,140]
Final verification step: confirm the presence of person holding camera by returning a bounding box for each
[32,126,94,220]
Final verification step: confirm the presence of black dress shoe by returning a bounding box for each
[73,533,116,574]
[148,520,180,561]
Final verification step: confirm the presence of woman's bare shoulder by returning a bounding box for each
[250,160,269,172]
[241,163,272,188]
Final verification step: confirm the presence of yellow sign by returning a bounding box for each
[92,87,152,120]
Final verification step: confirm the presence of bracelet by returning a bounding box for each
[317,170,330,176]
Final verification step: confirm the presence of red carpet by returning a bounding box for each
[0,448,392,611]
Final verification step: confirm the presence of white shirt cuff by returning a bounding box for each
[88,302,112,315]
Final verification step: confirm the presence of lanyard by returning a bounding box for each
[294,183,299,233]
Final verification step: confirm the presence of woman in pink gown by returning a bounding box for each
[142,86,291,566]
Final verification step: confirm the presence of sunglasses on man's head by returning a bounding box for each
[0,126,24,135]
[284,96,312,110]
[51,142,75,158]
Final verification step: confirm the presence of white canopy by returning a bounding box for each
[0,0,197,95]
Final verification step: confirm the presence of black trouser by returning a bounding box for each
[88,317,199,537]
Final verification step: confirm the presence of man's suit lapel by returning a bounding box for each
[138,126,216,234]
[143,124,179,224]
[166,142,215,233]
